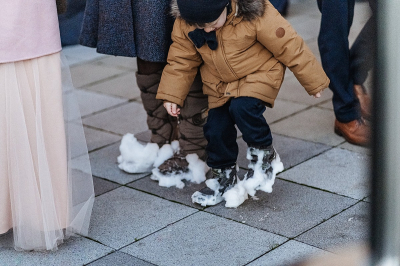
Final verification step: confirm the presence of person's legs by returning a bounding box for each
[317,0,369,146]
[350,17,374,86]
[229,97,272,148]
[192,101,238,206]
[136,58,177,146]
[204,101,238,169]
[317,0,359,123]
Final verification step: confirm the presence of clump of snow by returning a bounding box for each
[223,179,248,208]
[153,141,178,167]
[221,148,284,208]
[151,152,209,189]
[242,148,284,196]
[186,153,208,184]
[118,134,159,173]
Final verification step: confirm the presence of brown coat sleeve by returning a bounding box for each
[255,2,329,95]
[156,19,203,107]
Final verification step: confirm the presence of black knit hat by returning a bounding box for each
[177,0,230,24]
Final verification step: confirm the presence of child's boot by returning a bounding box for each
[242,145,284,196]
[192,165,237,206]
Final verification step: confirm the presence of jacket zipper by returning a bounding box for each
[218,31,239,81]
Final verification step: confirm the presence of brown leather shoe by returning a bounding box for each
[334,119,370,146]
[354,84,371,120]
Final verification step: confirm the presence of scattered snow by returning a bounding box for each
[223,148,284,208]
[119,134,208,189]
[118,134,159,173]
[118,134,284,208]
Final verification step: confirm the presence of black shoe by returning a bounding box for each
[192,165,237,206]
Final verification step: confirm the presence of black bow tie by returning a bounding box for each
[188,29,218,50]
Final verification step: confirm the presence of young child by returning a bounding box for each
[156,0,329,207]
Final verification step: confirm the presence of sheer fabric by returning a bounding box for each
[0,52,94,251]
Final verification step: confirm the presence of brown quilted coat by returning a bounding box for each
[157,0,330,109]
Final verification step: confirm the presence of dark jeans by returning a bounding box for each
[204,97,273,169]
[317,0,360,123]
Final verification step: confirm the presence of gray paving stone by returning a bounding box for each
[93,176,120,196]
[83,126,121,152]
[89,187,197,249]
[287,15,321,42]
[338,142,371,156]
[88,251,155,266]
[89,143,149,184]
[135,130,152,143]
[236,134,331,171]
[121,212,287,266]
[84,73,141,100]
[263,99,308,124]
[271,107,345,146]
[128,176,207,210]
[62,45,108,65]
[82,102,148,135]
[0,234,112,266]
[296,202,370,252]
[96,56,137,70]
[317,100,333,110]
[70,63,127,88]
[67,123,93,158]
[75,89,127,117]
[278,73,333,106]
[247,240,330,266]
[206,179,357,238]
[281,148,370,199]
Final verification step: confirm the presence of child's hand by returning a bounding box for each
[313,92,322,98]
[164,102,180,117]
[313,89,325,98]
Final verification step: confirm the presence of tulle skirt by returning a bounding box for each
[0,52,94,251]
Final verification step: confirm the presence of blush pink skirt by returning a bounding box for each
[0,52,94,251]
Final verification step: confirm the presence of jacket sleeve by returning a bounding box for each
[255,2,329,95]
[156,19,203,107]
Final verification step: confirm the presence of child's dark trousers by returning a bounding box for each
[204,97,273,169]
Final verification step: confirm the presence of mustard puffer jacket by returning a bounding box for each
[157,0,330,109]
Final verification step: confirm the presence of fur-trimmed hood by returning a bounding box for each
[170,0,266,22]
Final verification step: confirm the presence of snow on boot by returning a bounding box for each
[192,165,237,207]
[151,150,209,189]
[118,134,159,173]
[242,145,284,196]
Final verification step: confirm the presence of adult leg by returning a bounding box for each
[317,0,369,146]
[136,58,177,146]
[350,16,374,119]
[317,0,359,123]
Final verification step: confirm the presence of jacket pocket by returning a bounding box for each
[245,62,285,90]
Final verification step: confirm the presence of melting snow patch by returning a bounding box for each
[118,133,159,173]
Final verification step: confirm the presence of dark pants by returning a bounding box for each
[270,0,289,15]
[317,0,360,123]
[204,97,273,169]
[350,6,375,86]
